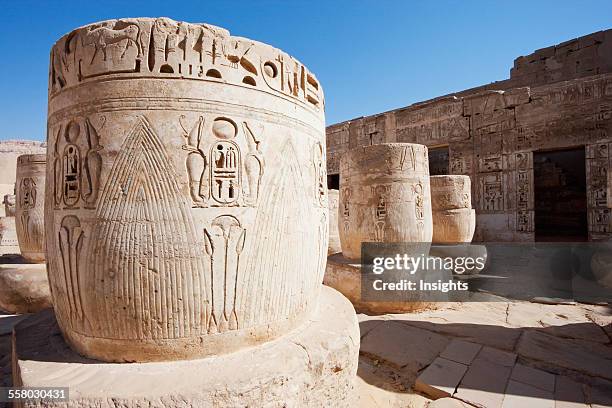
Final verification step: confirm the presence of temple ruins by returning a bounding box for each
[326,29,612,242]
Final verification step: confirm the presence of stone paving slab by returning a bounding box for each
[476,346,517,367]
[502,380,554,408]
[516,330,612,381]
[414,357,468,399]
[440,339,482,365]
[454,357,513,408]
[356,299,612,408]
[360,321,449,371]
[554,375,588,408]
[510,363,556,392]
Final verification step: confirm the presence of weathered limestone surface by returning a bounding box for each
[0,264,51,314]
[15,154,46,263]
[431,175,476,244]
[0,217,19,256]
[328,189,341,254]
[12,286,359,408]
[3,195,15,217]
[0,141,46,217]
[327,30,612,242]
[432,209,475,244]
[339,143,432,260]
[47,18,328,363]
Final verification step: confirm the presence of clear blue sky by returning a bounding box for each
[0,0,611,141]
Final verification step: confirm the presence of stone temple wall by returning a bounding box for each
[326,30,612,242]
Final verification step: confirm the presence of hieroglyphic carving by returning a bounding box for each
[50,18,324,110]
[15,154,46,263]
[243,122,264,206]
[341,187,351,233]
[312,142,327,206]
[18,178,37,253]
[479,172,504,212]
[479,155,503,172]
[58,215,85,322]
[54,118,103,210]
[372,185,388,241]
[587,143,609,209]
[81,23,143,63]
[515,152,534,232]
[87,117,207,340]
[47,17,327,362]
[211,141,241,205]
[181,116,265,208]
[62,122,81,207]
[82,118,103,208]
[19,178,36,210]
[181,116,208,205]
[204,215,246,333]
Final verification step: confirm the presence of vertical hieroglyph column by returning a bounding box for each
[47,18,327,362]
[339,143,432,260]
[431,175,476,243]
[15,154,46,263]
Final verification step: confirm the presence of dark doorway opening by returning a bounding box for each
[534,147,588,242]
[429,146,449,175]
[327,174,339,190]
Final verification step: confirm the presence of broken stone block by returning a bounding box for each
[339,143,432,261]
[0,264,51,314]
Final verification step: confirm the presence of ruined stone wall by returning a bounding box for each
[326,30,612,242]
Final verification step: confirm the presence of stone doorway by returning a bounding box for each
[327,174,339,190]
[428,146,449,176]
[534,147,588,242]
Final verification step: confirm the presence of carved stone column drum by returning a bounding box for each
[431,175,476,243]
[339,143,433,261]
[15,154,46,263]
[47,18,327,362]
[3,194,16,217]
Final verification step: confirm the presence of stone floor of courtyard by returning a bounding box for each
[1,296,611,407]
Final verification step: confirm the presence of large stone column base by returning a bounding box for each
[324,253,452,314]
[0,264,51,314]
[12,286,360,407]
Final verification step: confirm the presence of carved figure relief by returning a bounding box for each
[341,187,351,233]
[413,181,425,220]
[81,23,142,63]
[50,18,324,110]
[373,186,388,242]
[82,118,103,207]
[58,215,85,322]
[19,178,36,210]
[243,122,264,205]
[313,142,327,206]
[86,117,208,340]
[204,215,246,333]
[181,116,208,205]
